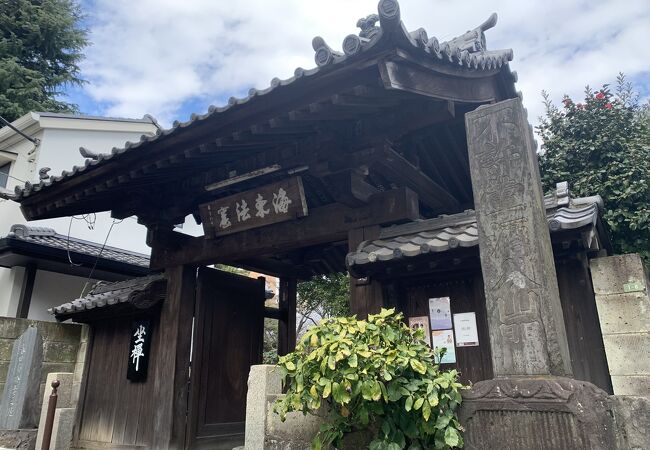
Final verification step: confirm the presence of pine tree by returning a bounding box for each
[0,0,88,123]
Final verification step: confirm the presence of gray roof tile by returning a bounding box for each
[49,273,165,317]
[12,0,514,202]
[347,192,601,268]
[6,224,149,267]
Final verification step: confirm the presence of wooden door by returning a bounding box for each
[400,272,493,385]
[187,267,265,450]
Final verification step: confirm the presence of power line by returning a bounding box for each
[78,218,123,298]
[6,173,27,184]
[0,115,41,146]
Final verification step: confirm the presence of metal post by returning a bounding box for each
[40,379,59,450]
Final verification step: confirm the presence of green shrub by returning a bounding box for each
[274,308,466,449]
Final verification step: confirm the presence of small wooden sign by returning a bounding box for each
[127,319,152,382]
[200,176,308,238]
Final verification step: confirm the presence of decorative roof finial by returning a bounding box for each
[378,0,401,26]
[38,167,50,180]
[356,14,380,40]
[79,146,100,160]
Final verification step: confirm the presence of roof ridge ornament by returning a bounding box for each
[79,146,100,160]
[9,223,57,238]
[357,14,380,40]
[312,1,510,69]
[442,13,498,54]
[38,167,50,181]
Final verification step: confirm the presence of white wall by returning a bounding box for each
[0,116,156,319]
[0,131,44,233]
[27,127,155,254]
[28,270,97,321]
[0,266,25,317]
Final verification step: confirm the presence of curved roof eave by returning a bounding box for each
[13,0,516,206]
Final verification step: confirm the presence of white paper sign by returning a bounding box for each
[431,329,456,364]
[428,297,452,330]
[409,316,432,346]
[453,312,479,347]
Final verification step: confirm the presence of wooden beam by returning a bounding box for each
[278,277,297,356]
[264,306,283,320]
[331,93,399,108]
[204,165,282,191]
[235,257,313,280]
[322,169,378,207]
[348,226,384,319]
[16,264,36,318]
[355,98,455,143]
[250,123,316,137]
[427,132,473,201]
[378,57,500,103]
[371,143,459,211]
[152,265,195,449]
[149,187,419,270]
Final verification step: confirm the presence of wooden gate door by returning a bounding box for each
[186,267,265,450]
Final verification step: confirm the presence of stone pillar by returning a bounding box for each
[465,97,571,377]
[244,365,283,450]
[461,98,617,450]
[0,325,43,429]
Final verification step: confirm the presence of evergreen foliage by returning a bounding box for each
[538,74,650,262]
[0,0,88,122]
[297,273,350,336]
[275,309,465,450]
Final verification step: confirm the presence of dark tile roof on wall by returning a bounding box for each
[11,0,515,202]
[347,184,602,268]
[49,273,274,319]
[49,273,165,318]
[6,224,149,267]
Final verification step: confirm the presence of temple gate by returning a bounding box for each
[9,1,617,448]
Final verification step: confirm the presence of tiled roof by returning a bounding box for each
[49,273,274,318]
[347,185,602,268]
[11,0,514,202]
[34,111,158,124]
[6,224,149,267]
[49,273,165,317]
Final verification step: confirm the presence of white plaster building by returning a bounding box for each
[0,112,158,320]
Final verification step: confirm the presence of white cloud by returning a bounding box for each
[80,0,650,127]
[80,0,650,128]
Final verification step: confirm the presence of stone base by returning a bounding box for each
[0,429,37,450]
[611,396,650,450]
[459,377,615,450]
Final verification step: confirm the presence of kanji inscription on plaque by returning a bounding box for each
[199,176,308,238]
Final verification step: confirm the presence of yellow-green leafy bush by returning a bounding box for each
[274,308,465,449]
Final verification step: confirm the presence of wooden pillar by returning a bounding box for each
[16,264,36,318]
[348,226,384,319]
[278,277,297,356]
[152,265,196,450]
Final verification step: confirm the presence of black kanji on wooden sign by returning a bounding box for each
[127,319,152,382]
[199,176,308,238]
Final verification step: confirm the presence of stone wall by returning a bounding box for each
[243,365,648,450]
[590,254,650,395]
[243,365,369,450]
[0,317,85,411]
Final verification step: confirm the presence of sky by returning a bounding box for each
[33,0,650,255]
[67,0,650,127]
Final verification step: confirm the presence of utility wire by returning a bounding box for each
[66,214,99,267]
[66,216,84,267]
[5,173,27,183]
[0,115,41,146]
[78,218,123,298]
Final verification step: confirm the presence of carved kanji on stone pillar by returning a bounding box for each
[465,98,572,377]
